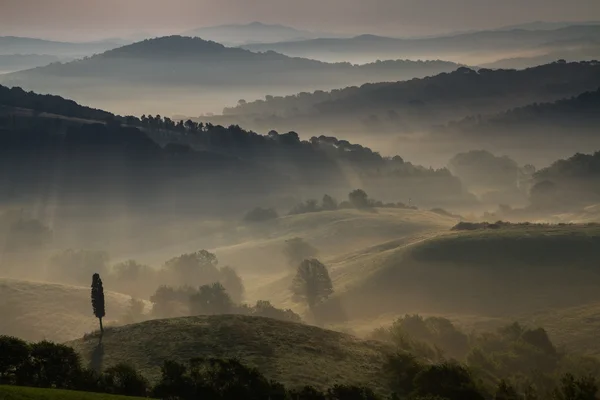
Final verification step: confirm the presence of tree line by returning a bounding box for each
[0,332,596,400]
[244,189,418,223]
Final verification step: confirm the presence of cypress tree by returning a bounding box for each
[91,273,106,334]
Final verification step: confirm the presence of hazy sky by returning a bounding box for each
[2,0,600,41]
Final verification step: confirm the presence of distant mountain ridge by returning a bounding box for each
[495,20,600,31]
[183,21,341,45]
[442,86,600,135]
[481,44,600,69]
[0,54,64,74]
[219,61,600,134]
[0,36,461,115]
[241,25,600,64]
[0,36,459,84]
[0,36,123,56]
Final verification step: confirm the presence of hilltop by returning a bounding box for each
[219,61,600,136]
[223,208,458,304]
[431,88,600,166]
[0,54,63,74]
[68,315,392,393]
[0,278,144,342]
[0,84,114,121]
[183,22,334,46]
[443,87,600,137]
[0,36,123,57]
[0,36,459,115]
[481,44,600,69]
[242,25,600,64]
[333,223,600,320]
[527,150,600,211]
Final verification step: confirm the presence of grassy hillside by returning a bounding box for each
[552,204,600,223]
[335,224,600,319]
[68,315,391,393]
[118,207,457,301]
[0,278,147,342]
[0,386,148,400]
[525,301,600,357]
[224,207,456,268]
[212,208,457,303]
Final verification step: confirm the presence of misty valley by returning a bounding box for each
[3,12,600,400]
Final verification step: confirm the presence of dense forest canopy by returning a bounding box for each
[0,85,114,121]
[443,86,600,135]
[218,61,600,134]
[528,151,600,210]
[0,85,474,211]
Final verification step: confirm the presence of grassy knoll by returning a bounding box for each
[0,278,147,342]
[68,315,392,394]
[334,224,600,320]
[234,208,456,303]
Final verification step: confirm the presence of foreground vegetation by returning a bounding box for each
[3,312,600,399]
[0,386,148,400]
[68,315,391,392]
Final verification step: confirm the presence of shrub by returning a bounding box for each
[189,283,233,315]
[0,336,30,384]
[244,207,279,222]
[101,363,150,397]
[252,300,302,323]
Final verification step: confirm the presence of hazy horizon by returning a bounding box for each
[2,0,600,41]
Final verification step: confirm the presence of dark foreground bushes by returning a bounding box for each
[0,334,597,399]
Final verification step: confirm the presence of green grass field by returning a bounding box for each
[68,315,392,394]
[0,386,147,400]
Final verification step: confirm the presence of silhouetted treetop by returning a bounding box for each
[0,84,113,121]
[223,62,600,134]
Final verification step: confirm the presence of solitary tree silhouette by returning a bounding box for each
[91,273,106,334]
[290,259,333,311]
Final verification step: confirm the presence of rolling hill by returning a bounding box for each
[68,315,392,393]
[527,150,600,211]
[0,36,460,116]
[219,61,600,136]
[0,278,146,342]
[432,87,600,166]
[0,37,124,57]
[0,84,476,214]
[481,44,600,69]
[331,223,600,320]
[227,208,458,304]
[183,22,337,46]
[0,54,64,74]
[242,25,600,64]
[443,86,600,135]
